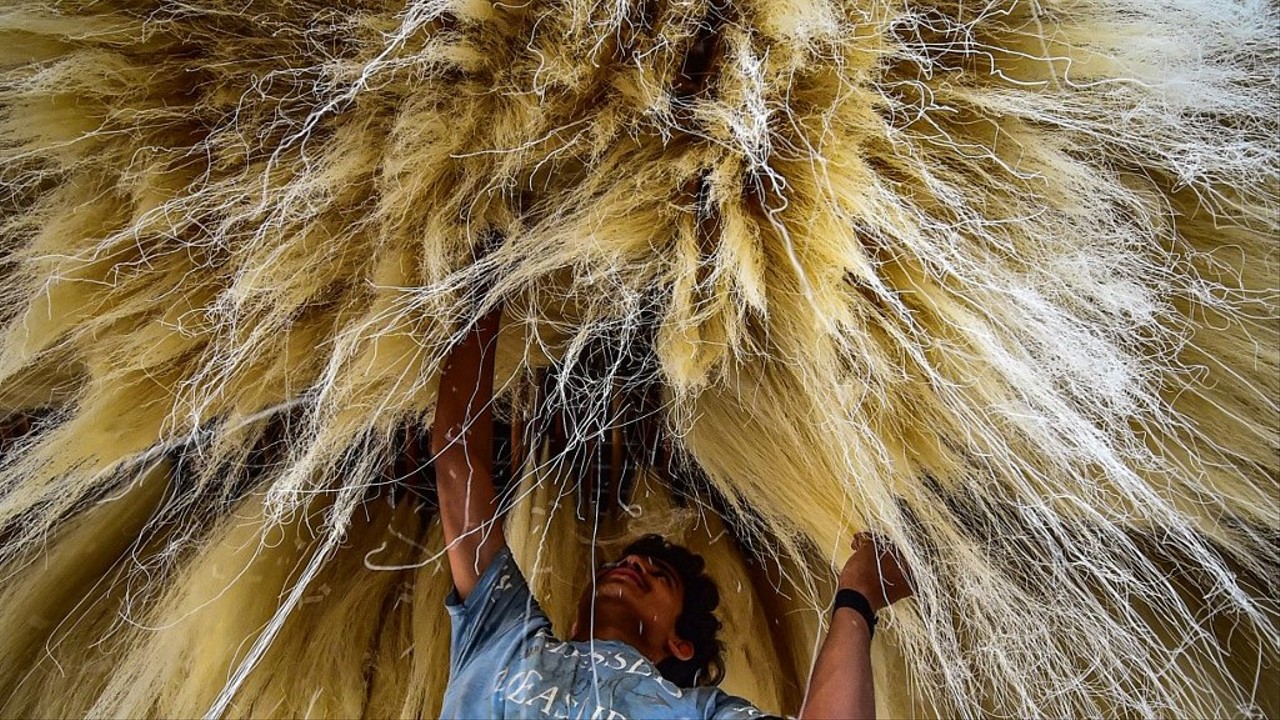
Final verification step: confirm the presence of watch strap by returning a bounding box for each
[833,588,878,638]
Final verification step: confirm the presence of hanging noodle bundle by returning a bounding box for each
[0,0,1276,716]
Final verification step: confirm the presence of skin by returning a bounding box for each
[798,535,914,720]
[569,554,695,665]
[429,304,507,600]
[431,304,912,718]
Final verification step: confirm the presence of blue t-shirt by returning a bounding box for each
[441,546,767,719]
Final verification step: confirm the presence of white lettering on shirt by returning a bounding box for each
[527,685,559,715]
[504,669,541,704]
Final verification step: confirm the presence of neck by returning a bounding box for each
[572,613,665,664]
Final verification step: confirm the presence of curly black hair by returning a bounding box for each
[616,534,726,688]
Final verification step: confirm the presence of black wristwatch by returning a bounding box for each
[832,588,878,638]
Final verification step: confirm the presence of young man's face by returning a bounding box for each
[574,552,694,663]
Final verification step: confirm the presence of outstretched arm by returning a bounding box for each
[798,534,913,720]
[430,305,505,601]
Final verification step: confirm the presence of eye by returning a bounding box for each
[649,562,673,585]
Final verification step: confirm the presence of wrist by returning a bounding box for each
[833,605,875,637]
[832,588,878,638]
[837,577,887,612]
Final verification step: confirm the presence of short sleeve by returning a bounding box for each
[706,690,773,719]
[444,544,550,671]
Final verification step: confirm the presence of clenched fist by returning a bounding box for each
[837,533,914,612]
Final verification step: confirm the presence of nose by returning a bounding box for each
[620,555,652,574]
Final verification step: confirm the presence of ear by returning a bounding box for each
[666,635,695,662]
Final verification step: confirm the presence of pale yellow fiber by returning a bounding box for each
[0,0,1276,717]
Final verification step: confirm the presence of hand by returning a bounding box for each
[837,533,913,612]
[465,229,505,308]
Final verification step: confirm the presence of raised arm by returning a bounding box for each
[798,534,913,720]
[430,305,506,600]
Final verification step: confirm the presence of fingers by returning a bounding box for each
[849,531,891,560]
[849,531,915,590]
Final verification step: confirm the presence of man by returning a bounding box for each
[431,305,913,719]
